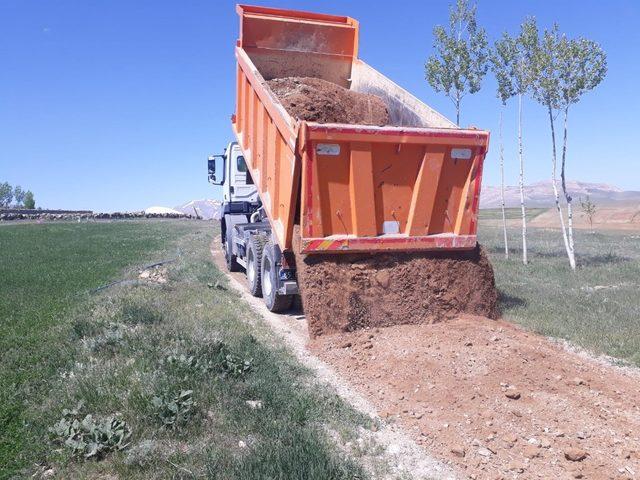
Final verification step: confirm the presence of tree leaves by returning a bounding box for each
[490,17,540,105]
[530,23,607,111]
[425,0,488,123]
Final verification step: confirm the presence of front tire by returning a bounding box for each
[261,241,293,313]
[224,231,241,272]
[246,235,266,296]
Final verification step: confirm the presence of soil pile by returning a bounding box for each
[267,77,390,125]
[293,232,498,337]
[312,316,640,479]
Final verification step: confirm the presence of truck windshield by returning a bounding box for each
[237,155,248,173]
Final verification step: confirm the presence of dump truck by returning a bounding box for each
[208,5,497,332]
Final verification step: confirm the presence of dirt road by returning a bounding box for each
[212,241,640,479]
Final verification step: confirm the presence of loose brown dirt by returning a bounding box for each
[293,239,499,338]
[311,316,640,480]
[267,77,390,125]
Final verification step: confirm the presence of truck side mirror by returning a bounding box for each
[207,154,225,185]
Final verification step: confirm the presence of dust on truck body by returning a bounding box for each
[210,4,490,312]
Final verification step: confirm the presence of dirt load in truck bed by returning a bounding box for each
[267,77,390,125]
[292,230,499,337]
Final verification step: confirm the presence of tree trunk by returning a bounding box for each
[499,107,508,259]
[560,106,576,267]
[548,105,575,270]
[517,93,527,265]
[455,96,460,126]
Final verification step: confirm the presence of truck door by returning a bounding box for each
[229,143,259,203]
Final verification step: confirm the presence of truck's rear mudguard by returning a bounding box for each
[298,123,489,253]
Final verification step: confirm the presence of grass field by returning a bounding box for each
[2,218,639,479]
[0,220,373,480]
[477,207,548,221]
[479,223,640,365]
[0,221,191,478]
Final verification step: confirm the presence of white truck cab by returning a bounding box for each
[207,142,298,312]
[213,142,259,204]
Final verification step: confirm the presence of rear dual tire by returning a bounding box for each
[246,235,266,296]
[261,241,294,313]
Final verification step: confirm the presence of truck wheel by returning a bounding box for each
[224,232,241,272]
[246,235,266,296]
[261,241,293,312]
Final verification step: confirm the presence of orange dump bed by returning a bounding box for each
[232,4,490,254]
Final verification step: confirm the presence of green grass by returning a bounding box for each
[478,207,548,221]
[5,218,638,479]
[479,224,640,365]
[0,221,192,478]
[1,220,373,480]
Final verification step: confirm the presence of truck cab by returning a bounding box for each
[208,142,297,312]
[218,143,259,205]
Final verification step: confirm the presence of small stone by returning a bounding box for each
[245,400,263,409]
[565,448,587,462]
[523,445,540,459]
[507,460,526,473]
[238,440,247,449]
[464,341,473,347]
[477,447,492,457]
[572,377,586,386]
[505,389,521,400]
[540,438,551,449]
[451,446,466,457]
[340,342,352,348]
[375,270,390,288]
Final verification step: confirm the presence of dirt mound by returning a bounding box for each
[267,77,390,125]
[311,317,640,479]
[292,234,498,337]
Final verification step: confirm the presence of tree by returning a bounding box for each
[23,190,35,209]
[530,25,574,268]
[489,19,539,264]
[13,185,25,207]
[557,36,607,260]
[580,196,597,233]
[531,26,607,270]
[425,0,488,125]
[0,182,13,207]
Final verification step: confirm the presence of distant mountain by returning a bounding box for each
[480,180,640,209]
[174,199,222,219]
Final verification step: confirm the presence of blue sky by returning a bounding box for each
[1,0,638,211]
